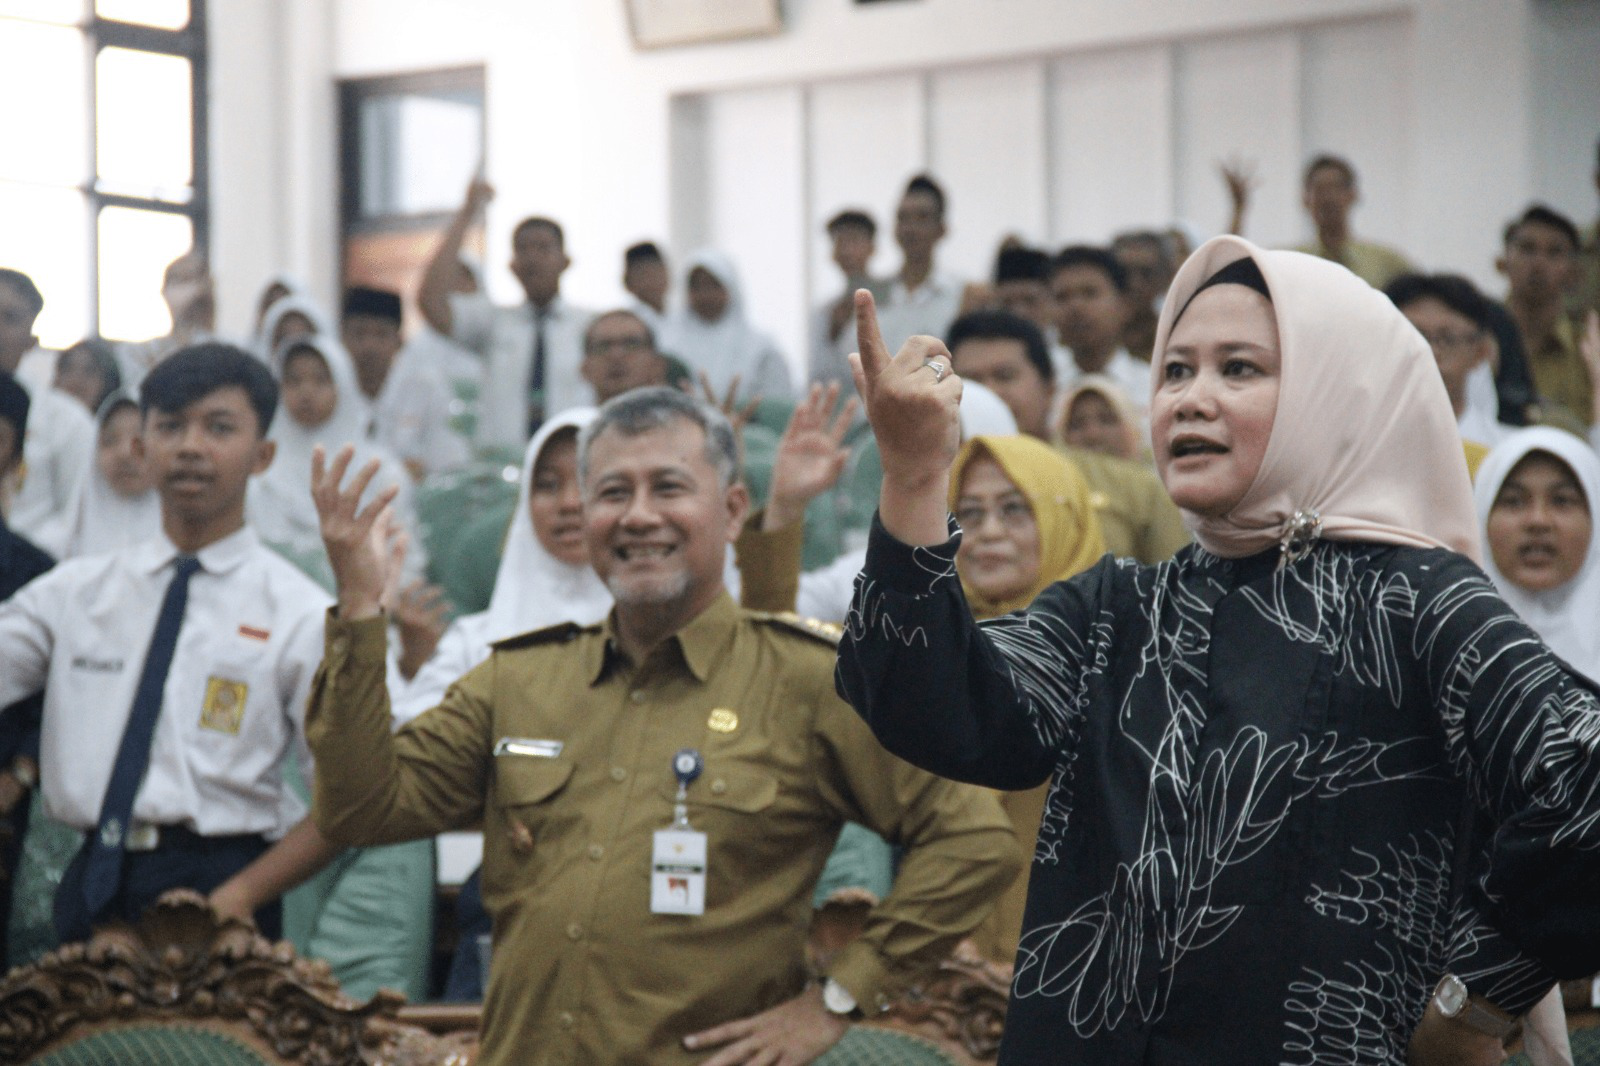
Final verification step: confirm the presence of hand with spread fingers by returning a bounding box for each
[764,381,858,532]
[311,443,402,621]
[681,983,848,1066]
[847,289,962,546]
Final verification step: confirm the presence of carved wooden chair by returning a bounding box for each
[0,890,475,1066]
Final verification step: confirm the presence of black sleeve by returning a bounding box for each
[1412,551,1600,980]
[834,513,1106,790]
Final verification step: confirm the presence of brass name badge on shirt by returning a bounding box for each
[494,737,564,758]
[199,677,248,735]
[707,709,738,733]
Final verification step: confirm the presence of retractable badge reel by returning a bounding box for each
[651,748,707,915]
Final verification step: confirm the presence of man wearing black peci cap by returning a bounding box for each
[341,285,468,480]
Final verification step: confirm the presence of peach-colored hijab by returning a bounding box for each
[1150,235,1481,563]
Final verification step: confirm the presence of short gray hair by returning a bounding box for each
[577,386,739,489]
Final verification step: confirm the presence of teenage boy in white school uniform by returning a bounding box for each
[0,343,339,941]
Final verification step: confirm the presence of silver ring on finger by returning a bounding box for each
[921,358,947,384]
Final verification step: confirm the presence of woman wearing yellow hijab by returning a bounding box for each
[950,434,1105,619]
[948,433,1104,960]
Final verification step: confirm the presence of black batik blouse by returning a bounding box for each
[836,517,1600,1065]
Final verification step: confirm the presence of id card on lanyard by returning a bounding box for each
[652,748,707,916]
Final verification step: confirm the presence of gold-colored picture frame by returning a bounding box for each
[625,0,783,50]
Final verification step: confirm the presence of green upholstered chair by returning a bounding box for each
[814,1027,961,1065]
[750,397,796,438]
[30,1025,276,1066]
[1506,1023,1600,1066]
[430,504,516,617]
[416,459,521,614]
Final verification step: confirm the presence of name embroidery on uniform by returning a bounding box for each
[200,676,249,734]
[237,624,271,642]
[71,656,125,673]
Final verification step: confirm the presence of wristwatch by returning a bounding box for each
[1433,975,1515,1040]
[822,978,861,1019]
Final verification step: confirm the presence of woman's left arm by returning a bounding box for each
[1413,551,1600,985]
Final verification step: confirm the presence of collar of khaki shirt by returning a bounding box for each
[1529,312,1580,361]
[583,589,741,686]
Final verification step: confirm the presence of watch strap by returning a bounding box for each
[1457,998,1516,1041]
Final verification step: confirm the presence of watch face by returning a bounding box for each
[1436,975,1468,1016]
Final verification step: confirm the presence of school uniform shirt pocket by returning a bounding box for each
[494,755,575,809]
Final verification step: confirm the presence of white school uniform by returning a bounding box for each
[873,268,966,355]
[446,291,592,450]
[369,344,470,477]
[0,526,328,839]
[8,377,94,556]
[659,250,793,406]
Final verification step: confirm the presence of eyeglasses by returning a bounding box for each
[586,337,652,356]
[955,499,1034,531]
[1419,330,1481,350]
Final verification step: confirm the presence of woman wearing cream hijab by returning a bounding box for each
[837,236,1598,1064]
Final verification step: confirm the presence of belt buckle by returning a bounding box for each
[125,823,160,852]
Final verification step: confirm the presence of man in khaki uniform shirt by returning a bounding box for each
[305,387,1020,1066]
[1499,204,1593,428]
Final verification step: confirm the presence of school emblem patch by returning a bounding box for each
[200,676,248,735]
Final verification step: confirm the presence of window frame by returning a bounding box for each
[89,1,209,335]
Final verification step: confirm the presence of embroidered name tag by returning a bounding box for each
[71,656,125,673]
[199,676,248,734]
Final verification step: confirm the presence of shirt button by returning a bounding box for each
[587,844,604,860]
[610,767,627,782]
[710,779,727,795]
[566,922,583,941]
[332,635,350,656]
[558,1011,576,1030]
[629,689,647,704]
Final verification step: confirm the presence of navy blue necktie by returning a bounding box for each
[528,305,550,436]
[78,554,202,923]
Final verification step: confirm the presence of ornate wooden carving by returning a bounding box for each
[0,890,468,1065]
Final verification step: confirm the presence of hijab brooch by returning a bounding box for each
[1278,509,1323,568]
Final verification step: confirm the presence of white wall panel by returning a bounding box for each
[1049,44,1174,245]
[1173,31,1302,249]
[1529,0,1600,226]
[1300,16,1411,256]
[805,73,927,303]
[703,85,808,380]
[927,60,1049,281]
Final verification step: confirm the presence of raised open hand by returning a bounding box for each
[1220,155,1258,235]
[764,382,858,531]
[311,444,401,620]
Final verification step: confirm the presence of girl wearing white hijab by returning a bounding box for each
[399,408,611,716]
[838,236,1596,1064]
[252,273,310,358]
[255,293,330,365]
[249,333,423,590]
[1475,427,1600,683]
[63,391,160,558]
[659,250,792,406]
